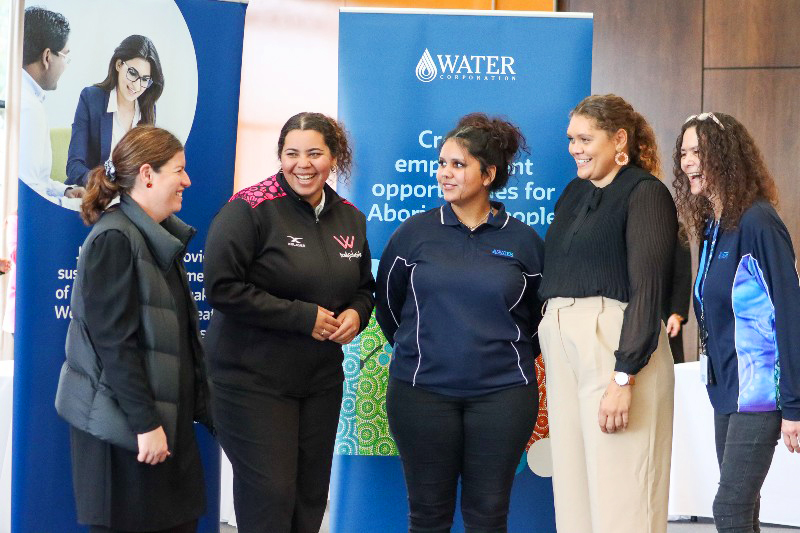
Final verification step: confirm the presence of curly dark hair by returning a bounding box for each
[443,112,528,192]
[277,112,353,182]
[571,94,661,177]
[672,112,777,239]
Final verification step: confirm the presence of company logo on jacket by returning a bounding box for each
[415,48,517,83]
[333,235,361,260]
[287,236,305,248]
[333,235,355,249]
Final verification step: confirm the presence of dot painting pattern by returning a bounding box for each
[335,312,551,478]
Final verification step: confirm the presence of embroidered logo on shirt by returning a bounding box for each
[492,249,514,258]
[287,236,305,248]
[333,235,355,249]
[339,251,362,261]
[719,251,729,259]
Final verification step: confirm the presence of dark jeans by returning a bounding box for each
[89,520,196,533]
[386,378,538,533]
[212,381,343,533]
[713,411,781,533]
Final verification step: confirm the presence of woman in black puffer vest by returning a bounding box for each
[56,125,212,533]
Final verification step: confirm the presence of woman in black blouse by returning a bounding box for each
[56,126,211,532]
[664,225,692,363]
[538,94,677,533]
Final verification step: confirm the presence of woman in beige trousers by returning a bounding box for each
[538,94,677,533]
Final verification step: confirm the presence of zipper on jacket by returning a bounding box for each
[313,216,335,311]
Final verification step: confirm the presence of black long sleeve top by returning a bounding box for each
[665,230,692,322]
[203,172,375,395]
[538,165,677,374]
[73,230,204,530]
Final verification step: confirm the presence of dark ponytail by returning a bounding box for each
[81,166,128,225]
[443,113,528,191]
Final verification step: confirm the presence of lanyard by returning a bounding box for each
[695,219,719,352]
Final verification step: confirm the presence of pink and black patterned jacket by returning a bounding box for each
[203,172,374,395]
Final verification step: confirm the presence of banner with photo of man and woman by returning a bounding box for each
[12,1,245,530]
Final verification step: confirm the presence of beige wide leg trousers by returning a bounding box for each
[539,296,674,533]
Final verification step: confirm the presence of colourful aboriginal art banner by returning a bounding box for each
[333,8,592,532]
[12,1,245,531]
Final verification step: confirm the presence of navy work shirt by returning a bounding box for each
[695,201,800,420]
[376,202,544,397]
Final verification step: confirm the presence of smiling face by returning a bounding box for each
[116,57,151,102]
[680,126,708,197]
[141,151,190,222]
[436,138,492,208]
[567,114,625,187]
[280,129,334,207]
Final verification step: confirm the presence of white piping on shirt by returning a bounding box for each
[386,256,424,386]
[509,272,541,385]
[386,256,416,327]
[408,266,424,386]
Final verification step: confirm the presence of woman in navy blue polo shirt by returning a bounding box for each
[376,113,544,533]
[675,112,800,532]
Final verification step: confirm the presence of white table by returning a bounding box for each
[668,361,799,526]
[220,449,237,526]
[1,361,14,533]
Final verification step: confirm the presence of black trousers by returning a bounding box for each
[386,379,538,533]
[212,381,343,533]
[89,521,196,533]
[713,411,781,533]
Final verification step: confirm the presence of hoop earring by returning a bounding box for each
[614,151,629,166]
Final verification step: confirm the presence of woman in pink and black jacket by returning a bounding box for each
[204,112,374,533]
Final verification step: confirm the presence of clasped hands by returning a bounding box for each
[312,306,360,344]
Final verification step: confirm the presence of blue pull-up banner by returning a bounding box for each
[12,1,246,531]
[334,8,592,532]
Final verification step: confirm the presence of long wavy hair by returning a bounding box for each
[672,112,777,238]
[95,35,163,125]
[570,94,661,178]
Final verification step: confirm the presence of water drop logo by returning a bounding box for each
[415,48,437,83]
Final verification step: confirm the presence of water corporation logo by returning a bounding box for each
[415,48,517,83]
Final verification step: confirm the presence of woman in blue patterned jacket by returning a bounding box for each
[675,112,800,533]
